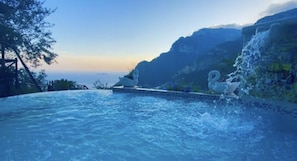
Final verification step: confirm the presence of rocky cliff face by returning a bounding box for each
[135,28,241,87]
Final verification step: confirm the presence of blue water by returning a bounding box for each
[0,90,297,161]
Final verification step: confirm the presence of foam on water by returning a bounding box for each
[0,90,297,161]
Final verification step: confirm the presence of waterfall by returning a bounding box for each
[227,29,270,95]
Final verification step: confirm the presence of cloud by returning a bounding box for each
[209,23,250,29]
[260,0,297,16]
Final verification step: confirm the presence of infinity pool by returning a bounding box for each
[0,90,297,161]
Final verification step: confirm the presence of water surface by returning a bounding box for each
[0,90,296,161]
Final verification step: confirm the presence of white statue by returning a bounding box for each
[208,70,240,97]
[117,69,139,87]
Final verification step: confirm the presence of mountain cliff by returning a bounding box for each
[135,28,241,87]
[166,39,242,91]
[132,8,297,93]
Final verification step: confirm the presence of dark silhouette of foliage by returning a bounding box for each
[0,67,48,96]
[51,79,78,91]
[15,69,48,94]
[0,0,57,66]
[0,0,56,97]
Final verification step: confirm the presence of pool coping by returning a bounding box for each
[112,86,238,101]
[112,86,297,119]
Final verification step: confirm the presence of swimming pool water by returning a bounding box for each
[0,90,297,161]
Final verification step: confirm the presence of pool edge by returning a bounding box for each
[112,87,297,119]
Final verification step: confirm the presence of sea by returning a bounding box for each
[46,71,126,89]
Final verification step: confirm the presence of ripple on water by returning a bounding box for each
[0,90,297,161]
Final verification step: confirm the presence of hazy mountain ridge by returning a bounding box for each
[135,28,241,87]
[169,39,242,91]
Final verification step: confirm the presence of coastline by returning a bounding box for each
[45,71,125,89]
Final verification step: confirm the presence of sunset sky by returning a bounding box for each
[40,0,297,73]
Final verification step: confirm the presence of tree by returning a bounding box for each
[0,0,57,66]
[52,79,78,91]
[0,0,57,97]
[15,69,48,94]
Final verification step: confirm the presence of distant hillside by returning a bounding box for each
[168,39,242,91]
[135,28,241,87]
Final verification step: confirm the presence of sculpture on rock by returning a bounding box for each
[208,70,240,97]
[116,69,139,87]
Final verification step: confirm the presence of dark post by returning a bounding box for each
[15,58,18,88]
